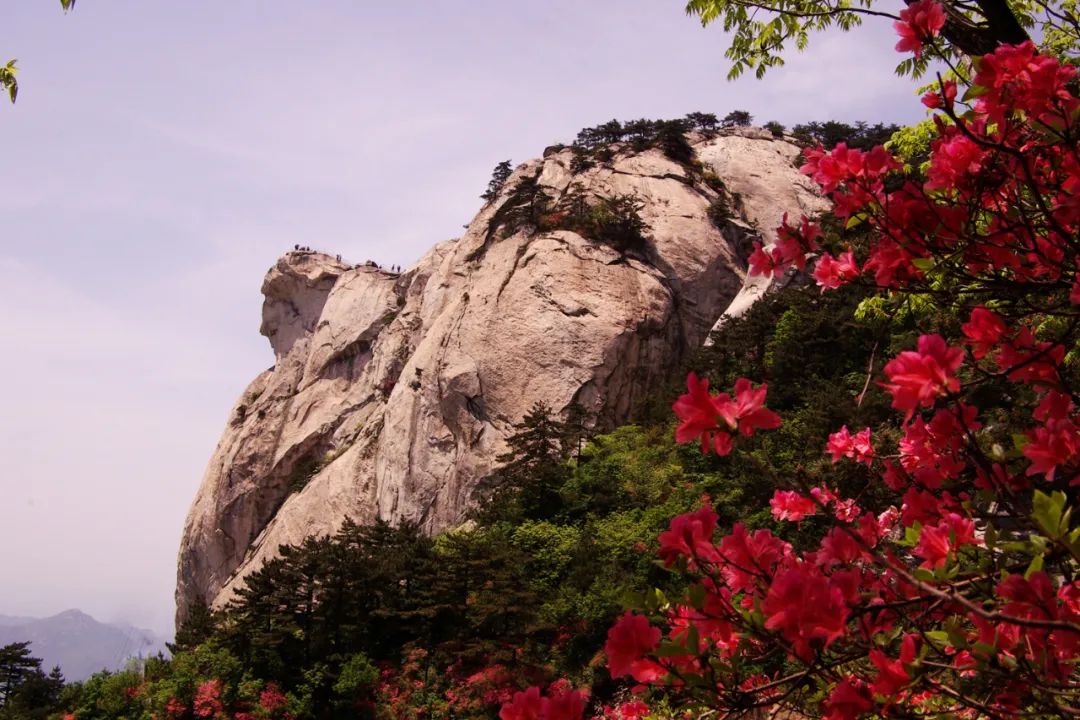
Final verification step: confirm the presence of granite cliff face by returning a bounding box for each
[175,127,826,619]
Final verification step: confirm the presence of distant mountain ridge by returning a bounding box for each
[0,609,169,682]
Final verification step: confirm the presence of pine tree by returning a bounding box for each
[480,160,513,202]
[721,109,753,127]
[0,643,41,708]
[170,598,217,653]
[655,120,694,163]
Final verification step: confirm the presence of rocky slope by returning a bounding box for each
[175,127,826,620]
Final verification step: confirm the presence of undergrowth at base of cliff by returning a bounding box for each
[36,281,913,720]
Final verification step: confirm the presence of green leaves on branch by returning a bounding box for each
[5,1,76,104]
[685,0,874,79]
[1,60,17,103]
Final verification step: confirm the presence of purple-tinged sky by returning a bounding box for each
[0,1,927,635]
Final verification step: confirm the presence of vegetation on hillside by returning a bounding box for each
[27,280,911,720]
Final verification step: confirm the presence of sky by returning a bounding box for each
[0,1,929,637]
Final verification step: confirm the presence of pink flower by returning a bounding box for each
[914,513,977,568]
[718,523,791,593]
[673,372,729,454]
[194,679,224,719]
[826,426,874,465]
[719,378,783,437]
[1024,418,1079,480]
[813,250,860,290]
[658,503,720,567]
[762,565,849,661]
[894,0,946,56]
[961,306,1008,360]
[881,335,964,419]
[604,612,664,682]
[824,677,874,720]
[921,79,957,109]
[748,241,783,278]
[259,683,287,713]
[500,687,544,720]
[672,375,780,455]
[774,214,821,271]
[870,635,917,698]
[770,489,817,522]
[541,687,587,720]
[166,698,186,719]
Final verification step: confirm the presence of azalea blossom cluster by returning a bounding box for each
[582,25,1080,720]
[499,9,1080,719]
[672,373,781,456]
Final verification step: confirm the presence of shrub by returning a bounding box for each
[705,197,731,228]
[582,195,650,253]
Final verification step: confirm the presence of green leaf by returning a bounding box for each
[1025,552,1045,578]
[925,630,950,647]
[1033,489,1067,537]
[845,213,868,229]
[654,640,692,658]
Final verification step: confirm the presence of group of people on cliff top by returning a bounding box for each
[288,244,402,274]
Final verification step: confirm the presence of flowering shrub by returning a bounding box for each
[504,7,1080,719]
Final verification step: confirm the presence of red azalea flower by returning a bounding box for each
[500,687,544,720]
[722,378,782,436]
[813,250,859,290]
[762,565,849,661]
[604,612,664,682]
[870,635,918,698]
[1024,418,1079,480]
[961,306,1008,360]
[658,504,720,567]
[894,0,946,56]
[824,677,874,720]
[881,335,964,419]
[770,489,817,522]
[748,241,783,278]
[541,687,586,720]
[672,372,733,455]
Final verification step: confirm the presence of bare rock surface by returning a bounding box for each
[176,129,826,619]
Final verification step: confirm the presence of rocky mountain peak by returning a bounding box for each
[259,251,354,358]
[175,127,826,622]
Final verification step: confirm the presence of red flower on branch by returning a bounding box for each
[500,687,544,720]
[813,250,859,290]
[893,0,946,56]
[881,335,964,419]
[658,503,721,567]
[824,677,874,720]
[770,489,817,522]
[604,612,664,683]
[762,565,850,661]
[826,426,874,465]
[673,374,780,454]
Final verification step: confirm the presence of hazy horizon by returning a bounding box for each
[0,1,928,637]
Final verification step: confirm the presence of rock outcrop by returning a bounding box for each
[175,128,827,620]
